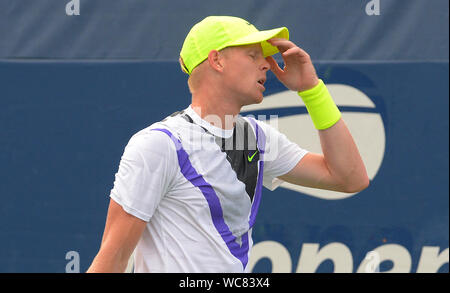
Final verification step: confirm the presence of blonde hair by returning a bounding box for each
[179,57,202,94]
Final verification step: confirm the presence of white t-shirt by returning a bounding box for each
[110,105,308,272]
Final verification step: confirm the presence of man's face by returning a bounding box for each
[220,43,271,106]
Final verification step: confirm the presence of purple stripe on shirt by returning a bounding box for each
[151,128,250,269]
[247,118,266,228]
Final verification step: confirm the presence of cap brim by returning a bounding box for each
[228,27,289,57]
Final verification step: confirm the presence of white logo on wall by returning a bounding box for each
[246,241,449,273]
[241,83,386,200]
[66,0,80,16]
[243,83,449,273]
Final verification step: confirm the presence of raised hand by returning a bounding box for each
[266,38,319,92]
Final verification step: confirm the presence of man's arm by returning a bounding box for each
[279,119,369,193]
[87,199,146,273]
[266,38,369,193]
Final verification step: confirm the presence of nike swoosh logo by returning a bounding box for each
[247,150,259,162]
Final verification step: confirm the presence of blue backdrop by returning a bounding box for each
[0,60,447,272]
[0,0,448,272]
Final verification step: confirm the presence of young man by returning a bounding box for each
[87,16,369,273]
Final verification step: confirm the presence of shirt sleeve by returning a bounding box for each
[109,129,178,222]
[255,120,309,191]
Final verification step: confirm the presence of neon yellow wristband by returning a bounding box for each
[297,79,341,130]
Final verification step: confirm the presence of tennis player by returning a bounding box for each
[87,16,369,273]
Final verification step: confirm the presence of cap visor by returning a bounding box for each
[228,27,289,57]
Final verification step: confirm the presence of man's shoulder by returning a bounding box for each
[126,110,189,150]
[126,128,170,154]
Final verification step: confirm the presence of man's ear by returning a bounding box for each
[207,50,225,73]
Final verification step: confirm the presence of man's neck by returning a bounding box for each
[191,94,241,130]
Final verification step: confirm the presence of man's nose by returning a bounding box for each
[261,57,270,72]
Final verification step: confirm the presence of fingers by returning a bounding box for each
[268,38,310,59]
[282,47,310,61]
[265,56,284,77]
[267,38,295,53]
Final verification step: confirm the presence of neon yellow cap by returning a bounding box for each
[180,16,289,74]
